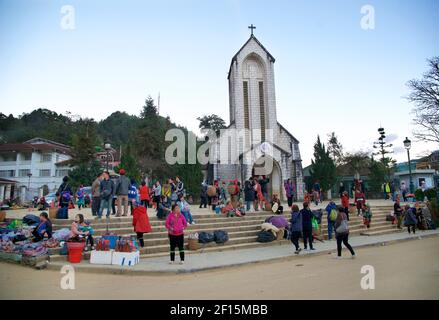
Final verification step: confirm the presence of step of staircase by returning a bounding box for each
[48,205,398,263]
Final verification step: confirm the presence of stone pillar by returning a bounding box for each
[20,186,27,204]
[0,185,4,202]
[5,184,12,200]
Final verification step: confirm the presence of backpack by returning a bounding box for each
[336,219,349,234]
[213,230,229,244]
[329,209,337,222]
[257,230,276,243]
[198,232,215,244]
[60,184,71,203]
[23,214,41,226]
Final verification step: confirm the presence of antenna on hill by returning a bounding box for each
[157,92,160,114]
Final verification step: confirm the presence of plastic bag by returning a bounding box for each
[311,217,319,230]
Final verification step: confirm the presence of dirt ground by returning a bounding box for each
[1,236,438,300]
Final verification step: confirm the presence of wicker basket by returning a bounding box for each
[276,229,285,241]
[207,186,217,197]
[49,207,58,219]
[187,238,200,251]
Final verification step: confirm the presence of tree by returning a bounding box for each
[114,146,142,181]
[407,56,439,144]
[70,118,98,166]
[141,96,158,118]
[197,114,226,133]
[327,132,344,165]
[68,160,102,190]
[368,159,387,192]
[310,136,337,196]
[342,152,370,180]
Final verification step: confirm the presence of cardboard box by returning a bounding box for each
[90,250,113,265]
[111,251,140,266]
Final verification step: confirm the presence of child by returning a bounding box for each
[128,179,138,215]
[354,189,366,216]
[237,200,246,216]
[341,191,350,220]
[70,214,94,250]
[304,191,311,205]
[363,204,372,229]
[76,185,85,210]
[132,201,152,248]
[165,204,187,264]
[223,201,242,217]
[32,211,52,242]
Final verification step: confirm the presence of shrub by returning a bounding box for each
[424,188,438,201]
[414,189,425,201]
[428,199,439,225]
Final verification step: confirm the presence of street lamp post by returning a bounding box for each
[403,137,414,194]
[27,172,32,189]
[104,142,111,171]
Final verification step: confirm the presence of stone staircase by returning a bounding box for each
[48,204,400,262]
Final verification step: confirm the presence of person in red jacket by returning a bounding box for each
[132,201,152,248]
[165,204,187,264]
[139,180,150,208]
[341,191,350,220]
[354,189,366,216]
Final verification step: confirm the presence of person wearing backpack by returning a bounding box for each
[56,176,73,218]
[290,205,302,254]
[300,202,315,251]
[165,204,187,264]
[325,201,338,240]
[335,206,356,259]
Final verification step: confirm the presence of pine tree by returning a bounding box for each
[310,136,337,195]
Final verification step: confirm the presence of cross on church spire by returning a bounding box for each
[248,24,256,36]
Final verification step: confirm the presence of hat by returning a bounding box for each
[119,169,126,175]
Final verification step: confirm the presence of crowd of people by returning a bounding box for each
[24,171,434,264]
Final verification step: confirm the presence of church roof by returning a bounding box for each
[228,35,276,80]
[278,122,300,144]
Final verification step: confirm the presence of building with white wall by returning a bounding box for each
[0,138,72,203]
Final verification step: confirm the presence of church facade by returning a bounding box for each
[207,33,304,201]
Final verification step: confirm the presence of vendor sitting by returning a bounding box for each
[70,214,95,250]
[223,201,242,217]
[37,196,49,211]
[271,194,283,214]
[32,211,53,242]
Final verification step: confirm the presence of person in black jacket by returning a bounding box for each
[300,202,315,250]
[56,176,73,208]
[244,178,255,213]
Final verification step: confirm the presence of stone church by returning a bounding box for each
[207,30,304,201]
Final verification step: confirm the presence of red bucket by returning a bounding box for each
[67,242,86,263]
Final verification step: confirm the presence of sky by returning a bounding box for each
[0,0,438,166]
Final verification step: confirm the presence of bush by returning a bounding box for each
[414,189,425,201]
[425,188,438,201]
[428,199,439,225]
